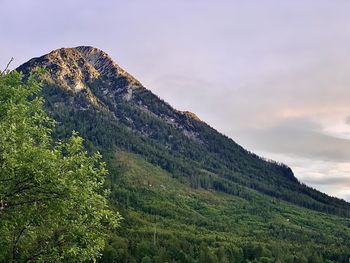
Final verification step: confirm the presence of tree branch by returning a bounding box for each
[2,57,14,75]
[12,225,27,261]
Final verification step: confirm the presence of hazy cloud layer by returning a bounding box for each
[1,0,349,200]
[236,118,350,162]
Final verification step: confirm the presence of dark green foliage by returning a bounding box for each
[97,151,350,262]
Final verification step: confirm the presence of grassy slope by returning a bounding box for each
[103,150,350,262]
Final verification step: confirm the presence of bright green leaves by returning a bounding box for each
[0,71,121,262]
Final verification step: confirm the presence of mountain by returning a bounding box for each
[17,46,350,262]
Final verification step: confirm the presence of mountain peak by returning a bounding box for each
[17,46,142,92]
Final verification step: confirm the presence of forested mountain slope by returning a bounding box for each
[17,46,350,262]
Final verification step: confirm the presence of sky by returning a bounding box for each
[1,0,350,200]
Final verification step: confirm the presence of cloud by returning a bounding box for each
[223,117,350,201]
[235,118,350,163]
[251,151,350,201]
[345,116,350,126]
[303,176,349,186]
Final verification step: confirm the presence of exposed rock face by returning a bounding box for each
[17,46,203,142]
[17,46,142,92]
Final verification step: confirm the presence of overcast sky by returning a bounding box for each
[1,0,350,200]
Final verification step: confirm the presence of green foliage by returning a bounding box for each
[0,71,120,262]
[99,151,350,263]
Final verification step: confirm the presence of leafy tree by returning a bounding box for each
[0,71,121,262]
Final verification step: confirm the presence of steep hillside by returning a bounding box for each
[105,151,350,262]
[17,46,350,262]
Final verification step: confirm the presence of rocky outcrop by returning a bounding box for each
[17,46,142,92]
[17,46,204,143]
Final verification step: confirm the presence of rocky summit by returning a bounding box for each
[18,46,205,140]
[19,46,141,91]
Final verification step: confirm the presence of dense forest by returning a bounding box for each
[3,46,350,262]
